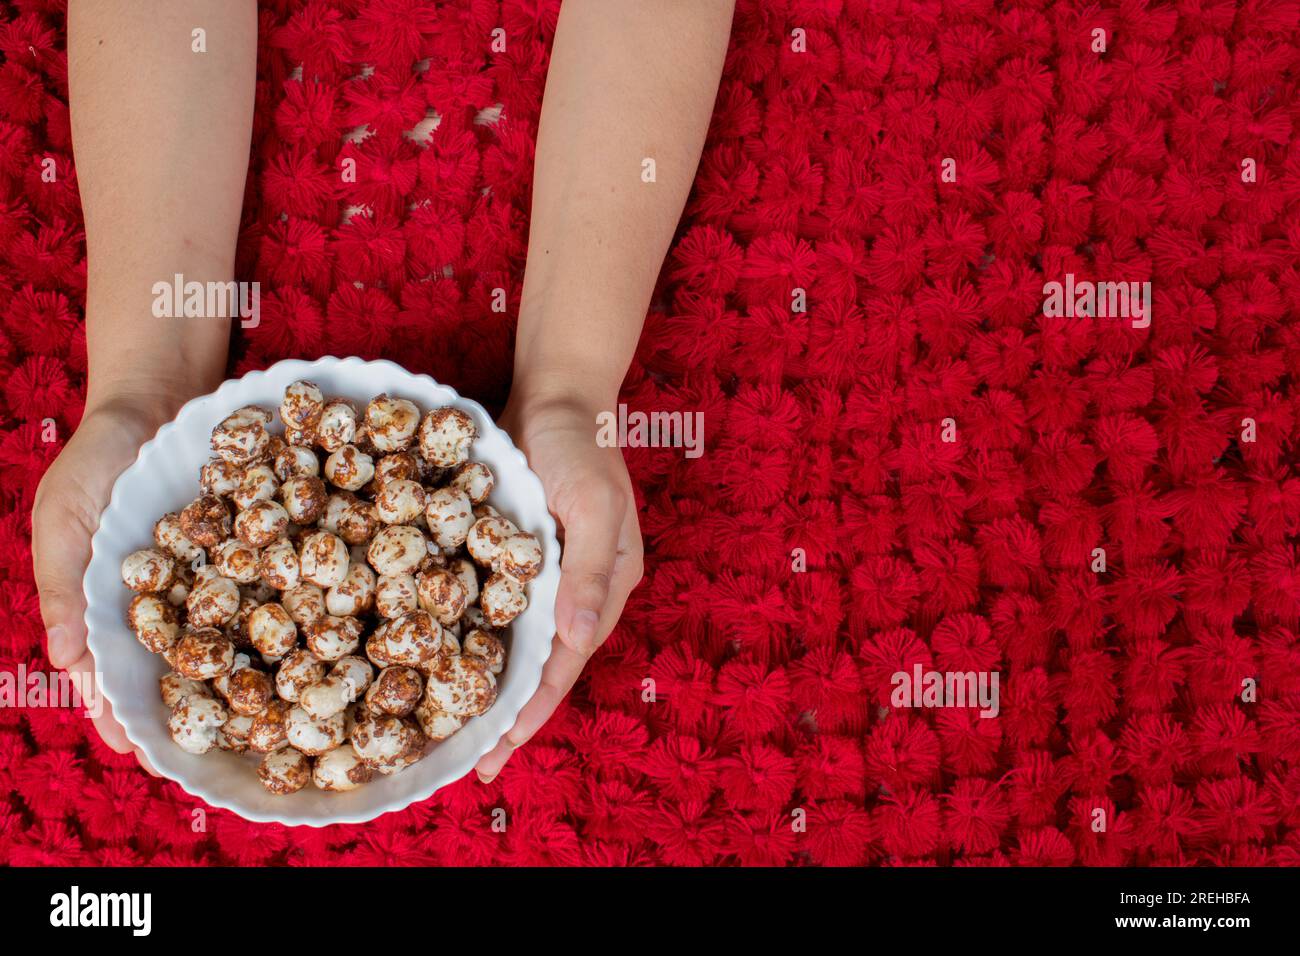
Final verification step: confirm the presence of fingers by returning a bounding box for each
[65,649,128,750]
[134,748,162,777]
[65,649,129,752]
[32,425,161,779]
[67,643,159,775]
[554,479,644,657]
[573,503,644,651]
[475,508,644,783]
[474,636,587,783]
[32,486,92,670]
[606,508,645,628]
[553,482,624,657]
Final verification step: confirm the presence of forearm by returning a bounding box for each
[512,0,734,412]
[69,0,257,421]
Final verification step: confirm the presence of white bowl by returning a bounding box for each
[83,357,558,826]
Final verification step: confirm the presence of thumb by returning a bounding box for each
[32,488,94,670]
[554,483,624,657]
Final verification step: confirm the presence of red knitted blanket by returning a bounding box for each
[1,0,1298,865]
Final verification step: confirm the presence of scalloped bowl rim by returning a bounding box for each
[83,356,559,826]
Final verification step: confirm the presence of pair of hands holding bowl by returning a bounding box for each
[32,373,643,786]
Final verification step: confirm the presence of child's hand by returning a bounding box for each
[473,394,644,783]
[32,393,191,774]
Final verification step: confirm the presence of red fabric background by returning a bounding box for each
[2,0,1299,865]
